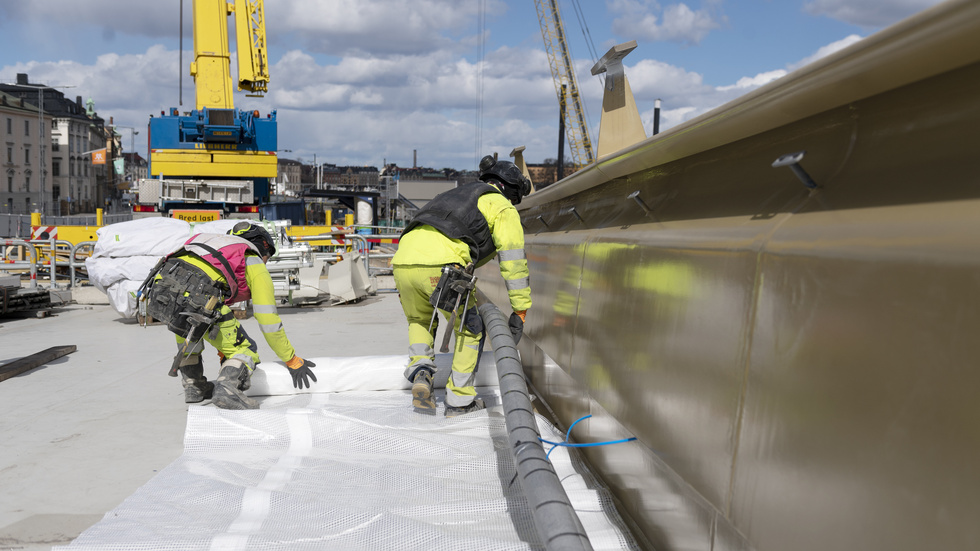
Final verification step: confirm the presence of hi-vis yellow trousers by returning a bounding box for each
[393,265,481,408]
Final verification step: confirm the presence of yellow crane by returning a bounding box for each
[190,0,270,110]
[533,0,594,171]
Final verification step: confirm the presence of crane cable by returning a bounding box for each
[567,0,600,149]
[475,0,487,168]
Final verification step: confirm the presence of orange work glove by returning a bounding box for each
[509,310,526,343]
[285,355,317,389]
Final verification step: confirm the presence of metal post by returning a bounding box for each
[558,84,566,182]
[38,87,43,215]
[653,98,661,135]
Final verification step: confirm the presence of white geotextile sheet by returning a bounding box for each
[246,353,501,396]
[56,359,640,551]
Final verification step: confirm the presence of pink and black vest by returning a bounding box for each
[177,234,260,304]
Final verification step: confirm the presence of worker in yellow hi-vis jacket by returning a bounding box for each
[141,222,315,410]
[392,155,532,417]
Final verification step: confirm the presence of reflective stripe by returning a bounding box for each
[229,354,256,372]
[259,322,283,334]
[409,343,434,357]
[449,368,475,392]
[253,304,278,315]
[497,248,526,262]
[504,276,530,291]
[246,256,264,266]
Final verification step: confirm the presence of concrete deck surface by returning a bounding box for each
[0,292,408,550]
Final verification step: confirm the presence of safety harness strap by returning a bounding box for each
[191,242,239,299]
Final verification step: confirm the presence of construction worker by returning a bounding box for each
[141,222,316,409]
[393,155,532,417]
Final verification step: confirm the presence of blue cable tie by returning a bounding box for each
[542,436,638,459]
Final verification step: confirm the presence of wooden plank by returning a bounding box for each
[0,345,77,382]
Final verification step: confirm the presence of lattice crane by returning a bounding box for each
[534,0,594,170]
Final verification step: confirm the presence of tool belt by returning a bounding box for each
[430,264,476,312]
[429,263,478,354]
[142,257,229,339]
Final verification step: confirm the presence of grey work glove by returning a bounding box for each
[508,311,525,344]
[286,356,317,389]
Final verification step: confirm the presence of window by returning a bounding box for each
[5,118,10,134]
[25,175,30,191]
[53,160,60,176]
[5,146,10,163]
[25,147,30,164]
[70,159,75,176]
[52,185,60,198]
[24,120,29,136]
[7,176,11,193]
[52,141,59,152]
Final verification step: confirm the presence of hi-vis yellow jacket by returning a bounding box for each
[393,191,532,312]
[179,252,296,362]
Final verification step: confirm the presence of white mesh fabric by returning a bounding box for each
[245,354,500,396]
[55,367,639,550]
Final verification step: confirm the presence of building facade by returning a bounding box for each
[276,158,302,195]
[1,73,111,215]
[1,91,53,215]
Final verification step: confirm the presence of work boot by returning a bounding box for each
[411,368,436,415]
[212,360,259,410]
[445,397,485,418]
[178,355,214,404]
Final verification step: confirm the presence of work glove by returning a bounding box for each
[286,356,317,389]
[509,310,526,344]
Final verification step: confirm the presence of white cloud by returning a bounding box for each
[609,0,725,45]
[0,1,179,37]
[268,0,506,57]
[804,0,946,28]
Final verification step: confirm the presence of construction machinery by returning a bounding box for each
[135,0,276,221]
[533,0,594,172]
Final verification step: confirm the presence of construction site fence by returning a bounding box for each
[1,218,400,290]
[0,213,132,239]
[1,238,96,288]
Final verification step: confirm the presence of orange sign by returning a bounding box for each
[91,149,106,165]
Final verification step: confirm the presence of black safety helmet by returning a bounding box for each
[229,221,277,258]
[478,155,532,205]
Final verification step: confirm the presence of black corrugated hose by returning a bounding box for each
[478,301,594,551]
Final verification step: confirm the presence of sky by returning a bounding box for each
[0,0,949,171]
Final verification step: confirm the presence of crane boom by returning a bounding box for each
[190,0,235,110]
[234,0,270,95]
[139,0,277,219]
[534,0,594,170]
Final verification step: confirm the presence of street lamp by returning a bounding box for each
[110,125,140,181]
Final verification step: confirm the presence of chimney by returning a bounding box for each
[413,149,417,169]
[16,73,28,85]
[77,96,83,110]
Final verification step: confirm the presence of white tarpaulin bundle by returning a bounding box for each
[55,357,640,551]
[84,218,268,318]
